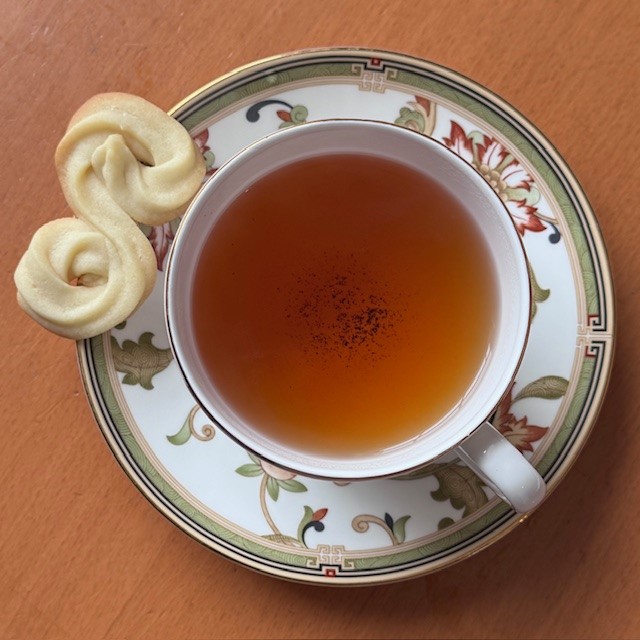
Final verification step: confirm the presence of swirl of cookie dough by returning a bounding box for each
[14,93,205,339]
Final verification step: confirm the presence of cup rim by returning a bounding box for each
[164,118,532,480]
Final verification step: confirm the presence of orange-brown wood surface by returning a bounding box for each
[1,1,638,638]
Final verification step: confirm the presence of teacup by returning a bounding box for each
[165,119,545,513]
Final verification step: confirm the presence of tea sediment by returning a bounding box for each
[192,153,497,455]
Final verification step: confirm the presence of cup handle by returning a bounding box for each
[455,422,546,513]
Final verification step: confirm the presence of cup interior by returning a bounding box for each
[165,120,531,479]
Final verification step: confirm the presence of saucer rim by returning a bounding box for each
[77,46,615,585]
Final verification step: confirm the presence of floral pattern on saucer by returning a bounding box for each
[79,49,614,584]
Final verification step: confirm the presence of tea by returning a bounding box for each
[191,153,497,455]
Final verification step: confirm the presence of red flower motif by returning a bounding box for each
[505,200,546,236]
[442,121,545,236]
[192,129,210,153]
[147,222,174,271]
[259,459,297,481]
[493,384,547,453]
[312,508,328,521]
[443,122,474,161]
[414,95,432,117]
[192,129,217,177]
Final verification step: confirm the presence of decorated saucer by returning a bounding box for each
[78,48,614,584]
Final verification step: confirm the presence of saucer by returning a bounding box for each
[78,48,614,584]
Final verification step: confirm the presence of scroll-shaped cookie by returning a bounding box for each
[14,93,205,339]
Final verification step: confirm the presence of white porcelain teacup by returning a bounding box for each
[165,120,545,513]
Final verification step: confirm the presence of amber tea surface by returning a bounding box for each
[191,153,497,455]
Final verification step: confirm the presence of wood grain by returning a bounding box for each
[1,1,638,638]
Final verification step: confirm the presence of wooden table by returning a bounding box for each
[1,1,637,638]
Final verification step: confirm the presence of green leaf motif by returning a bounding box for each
[513,375,569,402]
[167,418,191,446]
[431,464,488,517]
[394,106,426,132]
[528,263,551,320]
[235,463,263,477]
[278,479,307,493]
[297,505,314,542]
[468,129,485,145]
[392,515,411,544]
[267,476,280,501]
[278,105,308,129]
[110,332,173,390]
[203,150,216,171]
[290,105,308,124]
[438,517,456,530]
[506,186,541,207]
